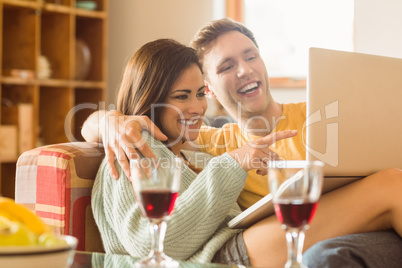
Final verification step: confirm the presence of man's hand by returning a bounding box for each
[82,110,167,180]
[228,130,298,175]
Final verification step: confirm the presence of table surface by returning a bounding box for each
[71,251,244,268]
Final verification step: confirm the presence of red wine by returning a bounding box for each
[139,189,178,219]
[274,201,318,228]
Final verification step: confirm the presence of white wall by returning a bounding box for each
[107,0,215,105]
[354,0,402,58]
[271,0,402,104]
[107,0,402,106]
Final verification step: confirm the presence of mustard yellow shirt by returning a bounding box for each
[197,102,307,210]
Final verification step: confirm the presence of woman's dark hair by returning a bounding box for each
[116,39,202,129]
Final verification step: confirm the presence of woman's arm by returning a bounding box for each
[92,132,248,260]
[92,129,299,260]
[81,110,167,179]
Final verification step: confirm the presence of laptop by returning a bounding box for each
[228,47,402,229]
[306,47,402,175]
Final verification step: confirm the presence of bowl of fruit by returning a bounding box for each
[0,197,78,268]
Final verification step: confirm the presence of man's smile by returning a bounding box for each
[238,81,260,96]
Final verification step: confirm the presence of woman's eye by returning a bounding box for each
[197,92,206,98]
[175,95,188,100]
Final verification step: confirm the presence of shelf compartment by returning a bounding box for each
[41,10,72,80]
[73,87,103,141]
[1,162,17,198]
[1,83,35,106]
[39,86,73,144]
[75,16,105,82]
[1,84,37,159]
[2,4,38,74]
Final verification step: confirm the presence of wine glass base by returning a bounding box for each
[135,253,179,268]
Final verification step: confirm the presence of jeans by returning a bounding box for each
[303,231,402,268]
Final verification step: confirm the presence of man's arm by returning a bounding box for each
[81,110,107,143]
[81,110,167,179]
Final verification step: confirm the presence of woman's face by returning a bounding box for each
[160,64,207,146]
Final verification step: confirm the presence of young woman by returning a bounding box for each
[91,38,295,266]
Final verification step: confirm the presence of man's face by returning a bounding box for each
[202,31,272,120]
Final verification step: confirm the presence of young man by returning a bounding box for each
[82,18,402,267]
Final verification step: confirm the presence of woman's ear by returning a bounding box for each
[205,82,216,98]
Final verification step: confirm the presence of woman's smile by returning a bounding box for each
[161,64,207,145]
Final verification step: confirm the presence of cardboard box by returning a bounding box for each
[1,104,34,155]
[17,104,34,154]
[0,125,18,159]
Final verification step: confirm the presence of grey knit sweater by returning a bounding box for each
[91,131,248,263]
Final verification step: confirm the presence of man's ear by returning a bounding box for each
[205,81,216,98]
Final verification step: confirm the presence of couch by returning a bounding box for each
[15,142,105,252]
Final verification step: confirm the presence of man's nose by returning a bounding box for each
[237,60,253,78]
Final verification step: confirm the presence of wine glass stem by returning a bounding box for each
[285,228,306,268]
[149,220,167,257]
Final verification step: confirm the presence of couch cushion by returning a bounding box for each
[15,142,105,252]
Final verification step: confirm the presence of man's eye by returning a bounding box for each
[221,65,233,72]
[247,55,256,61]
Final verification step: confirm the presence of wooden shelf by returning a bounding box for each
[75,8,106,18]
[1,76,38,85]
[0,0,108,198]
[43,3,72,14]
[1,76,106,88]
[73,80,105,88]
[2,0,40,9]
[0,156,18,162]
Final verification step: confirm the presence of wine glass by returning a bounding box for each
[268,160,324,268]
[131,157,182,268]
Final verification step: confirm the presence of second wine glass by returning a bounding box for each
[131,157,182,268]
[268,160,324,268]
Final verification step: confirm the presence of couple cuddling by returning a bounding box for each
[83,18,402,267]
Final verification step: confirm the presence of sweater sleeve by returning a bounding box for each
[91,131,248,260]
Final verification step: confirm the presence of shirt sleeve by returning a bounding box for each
[196,124,241,157]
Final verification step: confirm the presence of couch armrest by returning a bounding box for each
[15,142,105,252]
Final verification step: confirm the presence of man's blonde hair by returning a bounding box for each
[190,18,259,72]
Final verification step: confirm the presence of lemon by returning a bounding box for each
[38,232,68,247]
[0,197,50,235]
[0,215,37,246]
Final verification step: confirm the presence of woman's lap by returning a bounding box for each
[212,231,251,266]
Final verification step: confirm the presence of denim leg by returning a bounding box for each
[303,231,402,268]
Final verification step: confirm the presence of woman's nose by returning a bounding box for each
[187,98,205,115]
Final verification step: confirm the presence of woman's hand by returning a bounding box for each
[228,130,298,175]
[82,110,167,179]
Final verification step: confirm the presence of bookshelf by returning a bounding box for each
[0,0,107,198]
